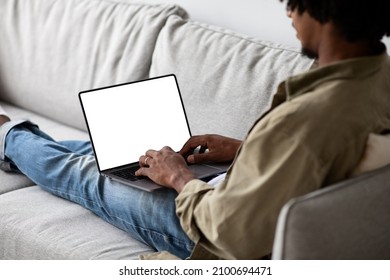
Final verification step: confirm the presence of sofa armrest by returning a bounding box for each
[272,164,390,260]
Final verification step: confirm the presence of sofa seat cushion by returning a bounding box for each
[0,172,34,196]
[0,0,187,131]
[150,16,314,140]
[0,186,154,259]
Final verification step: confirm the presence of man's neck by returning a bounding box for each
[317,36,383,66]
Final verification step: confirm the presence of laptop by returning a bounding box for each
[79,74,229,192]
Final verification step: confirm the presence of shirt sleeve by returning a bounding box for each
[175,119,324,259]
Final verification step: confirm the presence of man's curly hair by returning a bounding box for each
[280,0,390,43]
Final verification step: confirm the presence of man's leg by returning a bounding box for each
[0,120,194,259]
[58,140,94,156]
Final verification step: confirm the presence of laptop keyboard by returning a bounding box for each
[111,166,142,181]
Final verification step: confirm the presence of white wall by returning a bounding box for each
[140,0,390,51]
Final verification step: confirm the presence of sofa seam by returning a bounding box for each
[185,19,303,54]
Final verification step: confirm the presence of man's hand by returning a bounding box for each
[180,134,242,164]
[135,146,196,193]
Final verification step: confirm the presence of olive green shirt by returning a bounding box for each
[175,51,390,259]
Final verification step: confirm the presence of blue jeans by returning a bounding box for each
[0,121,194,259]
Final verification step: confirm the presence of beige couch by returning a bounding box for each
[1,0,389,259]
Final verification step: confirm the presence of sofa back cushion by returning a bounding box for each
[150,16,314,140]
[0,0,187,130]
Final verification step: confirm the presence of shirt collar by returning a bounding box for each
[284,49,389,100]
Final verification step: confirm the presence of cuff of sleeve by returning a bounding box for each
[139,251,181,260]
[175,179,214,242]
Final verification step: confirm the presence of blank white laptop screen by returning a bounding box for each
[79,75,191,171]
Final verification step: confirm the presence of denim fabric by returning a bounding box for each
[0,121,194,259]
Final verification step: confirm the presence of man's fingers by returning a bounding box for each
[145,149,158,158]
[139,155,149,167]
[199,146,208,154]
[161,146,175,153]
[187,152,213,164]
[135,167,149,177]
[180,136,208,154]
